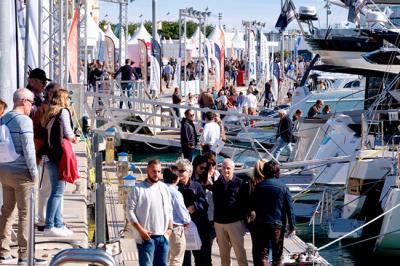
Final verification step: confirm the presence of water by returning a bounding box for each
[130,148,396,265]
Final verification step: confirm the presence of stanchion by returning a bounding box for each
[94,133,106,246]
[28,188,36,266]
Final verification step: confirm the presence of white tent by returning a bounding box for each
[104,24,119,48]
[208,26,221,44]
[127,23,152,66]
[231,31,245,49]
[128,23,152,44]
[190,26,205,42]
[85,15,105,61]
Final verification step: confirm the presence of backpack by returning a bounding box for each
[0,114,21,163]
[45,109,73,163]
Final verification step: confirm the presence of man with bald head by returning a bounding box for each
[213,159,250,266]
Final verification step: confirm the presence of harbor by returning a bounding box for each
[1,0,400,265]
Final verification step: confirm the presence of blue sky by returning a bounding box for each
[99,0,348,31]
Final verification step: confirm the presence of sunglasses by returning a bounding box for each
[25,99,34,104]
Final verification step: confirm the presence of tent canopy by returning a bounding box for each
[104,24,119,47]
[128,23,152,44]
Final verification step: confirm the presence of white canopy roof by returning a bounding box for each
[104,24,119,47]
[231,31,245,49]
[128,23,152,44]
[207,26,221,43]
[86,15,105,47]
[191,26,205,41]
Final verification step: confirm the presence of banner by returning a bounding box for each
[16,0,39,85]
[294,36,301,62]
[249,31,256,81]
[149,55,161,95]
[214,43,221,89]
[152,38,162,93]
[104,36,115,73]
[259,32,268,77]
[138,39,148,85]
[173,57,181,88]
[219,29,225,89]
[68,10,79,83]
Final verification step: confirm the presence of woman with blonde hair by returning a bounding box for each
[41,89,77,237]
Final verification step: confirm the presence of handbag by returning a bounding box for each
[58,138,80,183]
[185,221,202,250]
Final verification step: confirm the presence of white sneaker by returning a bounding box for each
[43,227,68,237]
[57,226,74,236]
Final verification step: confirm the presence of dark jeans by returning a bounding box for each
[120,83,133,109]
[253,225,284,266]
[182,147,195,161]
[137,235,169,266]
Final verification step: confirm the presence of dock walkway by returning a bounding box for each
[1,142,89,266]
[103,166,330,266]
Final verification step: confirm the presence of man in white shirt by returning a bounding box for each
[246,86,258,115]
[199,111,220,154]
[126,160,173,266]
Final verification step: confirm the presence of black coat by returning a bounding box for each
[180,118,197,149]
[277,115,293,143]
[213,176,250,224]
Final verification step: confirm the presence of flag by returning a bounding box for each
[346,0,365,25]
[249,31,256,81]
[275,0,296,32]
[151,38,162,94]
[68,10,79,83]
[149,55,161,95]
[138,39,148,85]
[219,29,225,89]
[174,57,181,88]
[214,43,221,89]
[294,36,301,62]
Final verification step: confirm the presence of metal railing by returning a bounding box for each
[49,248,118,266]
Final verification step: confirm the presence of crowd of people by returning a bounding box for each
[0,68,80,264]
[127,156,295,266]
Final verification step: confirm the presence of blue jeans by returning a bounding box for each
[45,162,65,229]
[120,83,133,108]
[137,235,169,266]
[272,137,292,160]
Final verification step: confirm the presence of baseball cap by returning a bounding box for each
[28,68,51,82]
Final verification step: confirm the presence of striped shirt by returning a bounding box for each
[0,111,38,180]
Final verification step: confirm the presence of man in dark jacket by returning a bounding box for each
[114,59,139,109]
[307,99,324,119]
[272,110,293,161]
[213,159,250,266]
[180,109,197,161]
[251,161,295,266]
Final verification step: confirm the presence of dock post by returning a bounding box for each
[28,188,36,266]
[94,134,106,246]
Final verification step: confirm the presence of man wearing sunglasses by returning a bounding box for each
[26,68,51,115]
[181,109,197,161]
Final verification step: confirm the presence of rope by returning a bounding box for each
[318,200,400,251]
[324,227,400,252]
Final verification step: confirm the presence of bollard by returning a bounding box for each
[105,128,116,165]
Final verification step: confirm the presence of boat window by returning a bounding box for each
[352,81,360,88]
[343,81,353,88]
